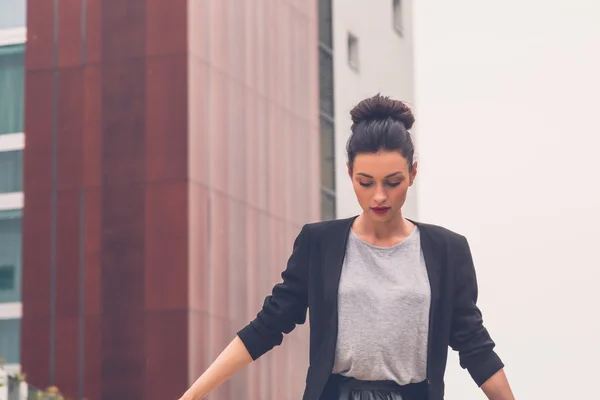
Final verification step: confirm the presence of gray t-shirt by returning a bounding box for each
[332,226,431,385]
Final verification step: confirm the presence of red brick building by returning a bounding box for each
[20,1,323,399]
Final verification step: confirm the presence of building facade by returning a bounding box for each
[19,1,319,399]
[330,0,417,220]
[3,0,418,399]
[0,0,26,375]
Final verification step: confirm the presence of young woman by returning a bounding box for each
[179,95,515,400]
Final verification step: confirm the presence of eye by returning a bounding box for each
[387,182,401,187]
[359,182,373,187]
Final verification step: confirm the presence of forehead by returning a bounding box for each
[353,151,410,176]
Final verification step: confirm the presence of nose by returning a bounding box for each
[373,184,387,204]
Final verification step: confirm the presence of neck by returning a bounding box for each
[355,211,413,240]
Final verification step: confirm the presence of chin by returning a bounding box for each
[368,212,392,221]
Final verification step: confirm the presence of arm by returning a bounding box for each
[449,236,514,399]
[180,225,311,399]
[179,336,252,400]
[481,369,515,400]
[236,224,310,359]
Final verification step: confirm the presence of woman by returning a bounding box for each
[179,95,515,400]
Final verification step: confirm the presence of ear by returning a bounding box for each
[409,161,418,186]
[346,161,353,179]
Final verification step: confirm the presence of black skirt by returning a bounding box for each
[327,375,429,400]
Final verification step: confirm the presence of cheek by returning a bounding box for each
[352,183,371,203]
[390,184,409,202]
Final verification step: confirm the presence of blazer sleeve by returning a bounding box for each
[237,225,310,360]
[449,235,505,387]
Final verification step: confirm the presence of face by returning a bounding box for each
[348,151,417,222]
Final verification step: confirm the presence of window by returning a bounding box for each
[318,0,336,220]
[347,33,359,71]
[0,265,15,290]
[0,150,23,193]
[319,46,334,116]
[320,117,335,190]
[0,209,22,303]
[0,318,20,364]
[318,0,333,49]
[321,189,336,221]
[0,44,25,135]
[0,0,26,30]
[393,0,403,36]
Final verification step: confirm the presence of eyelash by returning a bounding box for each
[359,182,401,188]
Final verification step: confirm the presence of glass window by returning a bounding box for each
[318,0,332,49]
[0,319,20,364]
[321,190,336,221]
[319,47,334,116]
[320,117,335,190]
[0,150,23,193]
[347,33,359,71]
[318,0,336,221]
[0,209,22,303]
[393,0,403,35]
[0,44,25,135]
[0,0,26,30]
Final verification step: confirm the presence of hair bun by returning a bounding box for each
[350,93,415,130]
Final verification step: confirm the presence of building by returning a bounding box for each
[0,0,26,375]
[326,0,418,220]
[2,0,417,399]
[18,1,319,400]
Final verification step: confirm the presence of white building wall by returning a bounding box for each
[332,0,418,219]
[413,0,600,398]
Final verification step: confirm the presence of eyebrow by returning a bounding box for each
[356,172,404,179]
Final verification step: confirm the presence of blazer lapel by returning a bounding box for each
[412,221,443,381]
[415,222,442,303]
[322,217,357,314]
[320,217,357,372]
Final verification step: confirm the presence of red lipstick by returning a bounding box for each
[371,206,390,215]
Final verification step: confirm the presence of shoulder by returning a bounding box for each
[414,221,469,248]
[416,222,474,270]
[303,217,354,232]
[300,217,356,241]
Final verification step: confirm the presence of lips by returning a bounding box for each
[371,206,390,215]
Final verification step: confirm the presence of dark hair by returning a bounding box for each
[346,93,415,171]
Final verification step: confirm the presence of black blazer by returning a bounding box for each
[237,216,504,400]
